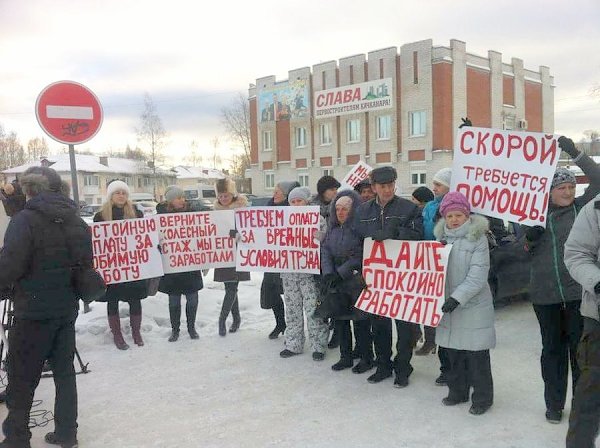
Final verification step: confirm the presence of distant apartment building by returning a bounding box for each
[246,38,554,195]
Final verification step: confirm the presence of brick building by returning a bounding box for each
[246,38,554,195]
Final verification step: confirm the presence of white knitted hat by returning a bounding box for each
[106,180,130,199]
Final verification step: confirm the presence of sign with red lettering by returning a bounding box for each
[355,239,452,327]
[452,127,560,227]
[314,78,393,119]
[90,218,163,285]
[156,211,236,273]
[341,161,372,190]
[235,206,321,274]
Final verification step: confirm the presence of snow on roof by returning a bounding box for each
[171,165,226,180]
[2,153,175,176]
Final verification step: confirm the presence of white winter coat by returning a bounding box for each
[434,214,496,351]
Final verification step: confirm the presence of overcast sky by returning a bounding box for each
[0,0,598,165]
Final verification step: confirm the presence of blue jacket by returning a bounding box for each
[354,195,423,242]
[422,196,442,240]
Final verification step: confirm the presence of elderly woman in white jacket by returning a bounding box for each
[434,191,495,416]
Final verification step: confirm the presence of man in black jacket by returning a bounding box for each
[0,167,92,448]
[354,166,424,387]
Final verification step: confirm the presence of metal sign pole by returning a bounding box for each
[69,144,80,208]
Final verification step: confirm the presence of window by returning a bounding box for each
[295,127,307,148]
[84,175,99,186]
[298,172,309,187]
[409,111,426,136]
[346,119,360,143]
[143,177,153,187]
[320,123,332,145]
[323,169,334,177]
[376,115,391,140]
[124,177,133,186]
[503,116,515,131]
[411,172,426,186]
[262,131,272,151]
[265,172,275,189]
[137,177,142,188]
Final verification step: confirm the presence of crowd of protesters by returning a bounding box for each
[1,129,600,447]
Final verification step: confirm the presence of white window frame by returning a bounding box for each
[262,131,273,151]
[84,175,99,186]
[346,119,360,143]
[323,169,334,177]
[265,172,275,189]
[298,172,309,187]
[320,123,332,146]
[124,176,133,186]
[411,171,427,186]
[295,127,307,148]
[143,177,154,187]
[376,115,391,140]
[409,111,426,137]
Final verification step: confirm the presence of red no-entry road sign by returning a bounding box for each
[35,80,103,145]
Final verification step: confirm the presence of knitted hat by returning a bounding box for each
[106,180,130,199]
[551,168,576,189]
[288,186,312,203]
[439,191,471,218]
[165,185,184,202]
[277,181,300,197]
[370,166,397,184]
[216,178,237,195]
[335,196,353,209]
[433,168,452,188]
[412,186,434,204]
[317,175,341,196]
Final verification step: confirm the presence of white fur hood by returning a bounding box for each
[433,214,490,242]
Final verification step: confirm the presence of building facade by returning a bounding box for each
[246,38,554,195]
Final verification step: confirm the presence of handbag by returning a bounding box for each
[72,264,107,303]
[313,287,354,319]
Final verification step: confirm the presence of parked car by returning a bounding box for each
[248,196,272,206]
[135,201,158,216]
[187,198,214,211]
[80,204,102,217]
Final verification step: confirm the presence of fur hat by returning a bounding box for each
[433,168,452,188]
[552,168,576,189]
[317,175,341,196]
[439,191,471,217]
[412,186,434,204]
[370,166,397,184]
[288,186,312,204]
[21,166,62,196]
[216,178,237,195]
[106,180,130,199]
[354,178,372,192]
[277,181,300,197]
[165,185,184,202]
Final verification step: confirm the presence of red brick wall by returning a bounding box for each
[503,76,514,106]
[346,154,360,165]
[524,81,543,132]
[320,156,333,166]
[375,152,391,163]
[263,161,273,170]
[467,68,491,127]
[296,158,307,168]
[408,150,425,161]
[276,120,290,162]
[432,62,453,150]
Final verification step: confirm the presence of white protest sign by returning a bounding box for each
[341,161,372,190]
[451,127,560,227]
[355,239,452,327]
[235,206,321,274]
[156,210,236,274]
[90,217,163,285]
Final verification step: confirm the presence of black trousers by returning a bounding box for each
[336,319,372,361]
[446,348,494,407]
[370,315,415,379]
[533,301,583,412]
[3,316,78,444]
[566,317,600,448]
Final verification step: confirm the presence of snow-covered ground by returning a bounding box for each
[1,272,590,448]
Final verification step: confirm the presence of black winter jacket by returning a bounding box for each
[354,195,424,242]
[0,192,93,319]
[526,153,600,306]
[93,206,149,302]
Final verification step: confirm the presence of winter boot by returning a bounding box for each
[44,432,78,448]
[108,315,129,350]
[328,319,340,349]
[269,302,286,339]
[186,302,199,339]
[415,340,436,356]
[130,314,144,346]
[168,305,181,342]
[229,298,241,333]
[219,286,236,337]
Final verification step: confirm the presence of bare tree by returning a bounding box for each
[184,140,204,166]
[136,93,167,197]
[210,136,222,169]
[0,130,25,170]
[221,93,251,180]
[26,137,49,162]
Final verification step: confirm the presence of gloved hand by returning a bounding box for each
[373,229,394,242]
[442,297,460,313]
[323,273,342,287]
[459,117,472,128]
[228,229,238,238]
[525,226,545,242]
[558,136,580,158]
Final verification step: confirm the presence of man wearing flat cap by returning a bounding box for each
[354,166,424,388]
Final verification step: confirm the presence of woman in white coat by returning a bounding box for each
[434,191,495,416]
